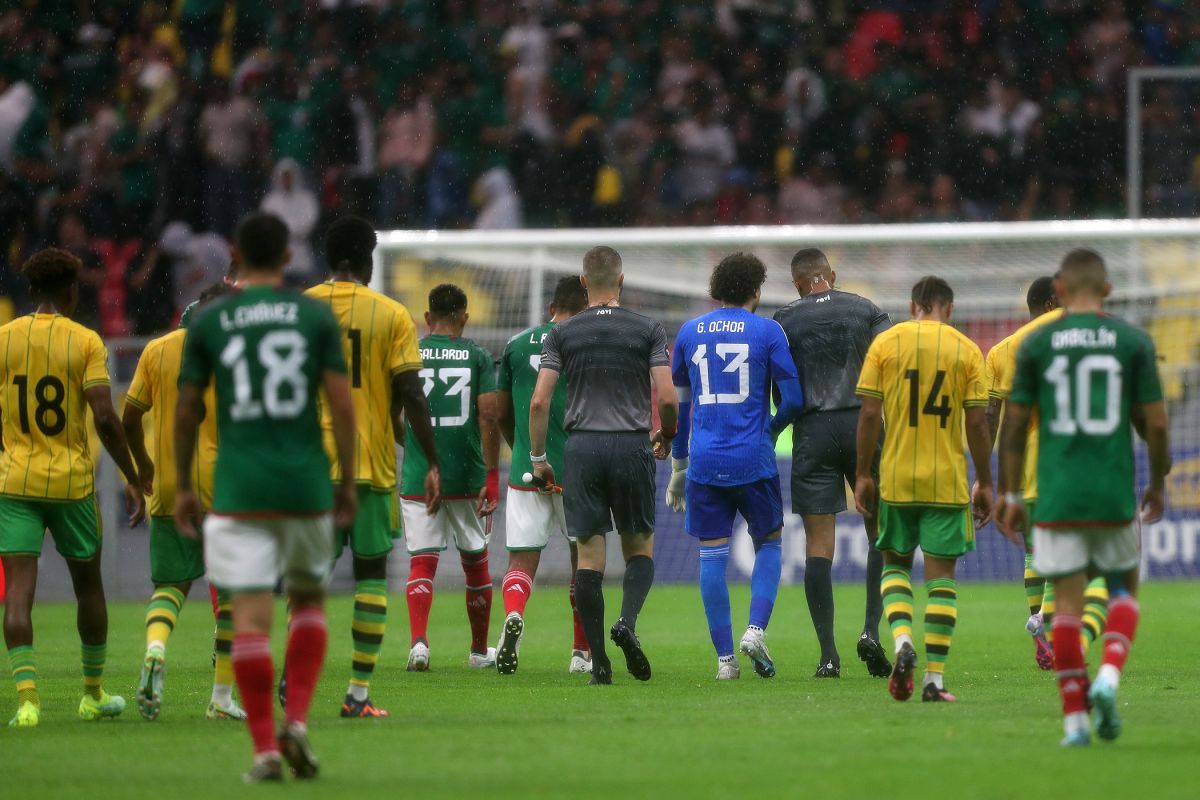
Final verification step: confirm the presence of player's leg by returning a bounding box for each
[1087,525,1141,743]
[738,476,784,679]
[876,500,920,701]
[573,533,610,683]
[2,555,39,728]
[916,505,974,702]
[497,489,549,675]
[342,487,395,716]
[1021,502,1053,670]
[612,532,654,681]
[402,497,443,671]
[451,501,495,667]
[792,413,842,676]
[140,516,205,719]
[1080,577,1109,652]
[207,588,243,720]
[567,540,591,672]
[607,433,657,682]
[801,514,840,676]
[686,480,738,678]
[843,417,890,677]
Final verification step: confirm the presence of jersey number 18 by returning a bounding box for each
[220,331,309,421]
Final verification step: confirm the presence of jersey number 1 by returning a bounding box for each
[904,369,951,428]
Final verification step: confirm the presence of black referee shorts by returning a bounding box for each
[790,409,880,516]
[563,431,656,537]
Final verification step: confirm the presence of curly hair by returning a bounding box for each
[709,252,766,306]
[428,283,468,317]
[21,248,80,298]
[911,275,954,312]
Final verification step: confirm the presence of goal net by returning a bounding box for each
[375,220,1200,584]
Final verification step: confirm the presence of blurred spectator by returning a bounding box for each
[53,212,106,331]
[159,221,229,316]
[377,82,435,227]
[260,159,319,284]
[198,79,264,236]
[473,166,523,230]
[673,86,735,208]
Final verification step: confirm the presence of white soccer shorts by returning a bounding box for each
[505,488,575,550]
[204,514,334,592]
[1032,523,1139,578]
[402,498,489,554]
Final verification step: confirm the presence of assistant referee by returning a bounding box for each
[529,246,678,685]
[773,248,892,679]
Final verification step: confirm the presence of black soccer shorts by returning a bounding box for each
[562,431,655,537]
[790,408,880,516]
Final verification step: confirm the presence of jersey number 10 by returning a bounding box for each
[1044,354,1121,436]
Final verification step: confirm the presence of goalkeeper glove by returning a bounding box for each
[665,457,688,512]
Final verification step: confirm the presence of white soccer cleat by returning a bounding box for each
[406,642,431,672]
[568,650,593,674]
[739,626,776,678]
[1025,612,1044,638]
[716,657,741,680]
[468,647,497,669]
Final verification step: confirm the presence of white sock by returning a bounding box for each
[211,683,233,706]
[718,654,737,666]
[1096,663,1121,690]
[147,640,165,654]
[1064,711,1089,738]
[894,632,913,652]
[348,682,369,702]
[924,671,944,690]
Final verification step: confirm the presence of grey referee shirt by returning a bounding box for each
[539,305,670,432]
[773,289,891,413]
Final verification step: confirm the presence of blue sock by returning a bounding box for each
[749,538,782,630]
[699,543,734,657]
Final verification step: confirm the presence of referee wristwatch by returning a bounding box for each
[529,452,548,463]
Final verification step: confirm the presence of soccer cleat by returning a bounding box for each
[242,755,284,783]
[1027,613,1054,671]
[1060,730,1091,748]
[921,683,957,702]
[610,618,651,681]
[278,669,287,709]
[206,700,247,720]
[716,657,740,680]
[468,647,497,669]
[278,723,319,779]
[813,660,841,678]
[8,701,39,728]
[495,612,524,675]
[568,650,592,674]
[857,633,892,678]
[888,642,917,702]
[79,690,126,721]
[589,663,613,685]
[739,627,776,678]
[137,647,165,720]
[1089,679,1122,741]
[340,694,389,718]
[407,642,430,672]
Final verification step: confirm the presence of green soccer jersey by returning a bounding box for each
[179,285,347,515]
[1009,311,1164,527]
[499,321,568,486]
[400,334,497,498]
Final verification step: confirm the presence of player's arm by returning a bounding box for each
[650,365,678,460]
[853,395,883,519]
[1138,400,1170,522]
[392,369,440,513]
[985,396,1004,448]
[965,405,994,527]
[86,384,145,526]
[528,366,560,488]
[121,402,154,496]
[174,382,205,537]
[323,368,359,529]
[768,377,804,440]
[477,390,500,517]
[997,401,1032,544]
[496,390,515,448]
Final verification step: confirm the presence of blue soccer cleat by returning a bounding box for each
[1089,679,1122,741]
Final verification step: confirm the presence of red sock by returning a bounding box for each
[284,608,328,726]
[569,578,588,652]
[461,551,492,653]
[1101,596,1139,673]
[502,569,533,616]
[1052,615,1088,715]
[232,633,277,755]
[406,553,439,645]
[209,583,219,620]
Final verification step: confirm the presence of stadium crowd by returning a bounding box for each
[0,1,1198,336]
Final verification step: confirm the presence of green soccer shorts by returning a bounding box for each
[875,500,976,559]
[150,516,206,584]
[0,494,102,560]
[335,486,399,560]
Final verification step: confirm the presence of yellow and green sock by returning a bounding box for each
[145,586,186,650]
[350,579,388,698]
[1042,582,1057,646]
[881,566,914,650]
[1081,577,1109,651]
[213,591,235,701]
[924,579,958,685]
[8,645,38,707]
[81,643,106,699]
[1023,553,1044,616]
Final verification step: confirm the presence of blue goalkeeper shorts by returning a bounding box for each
[684,476,783,541]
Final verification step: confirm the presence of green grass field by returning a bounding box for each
[3,582,1198,799]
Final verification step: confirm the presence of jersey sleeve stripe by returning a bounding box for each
[856,388,884,399]
[125,395,151,411]
[390,361,423,376]
[963,400,989,408]
[82,379,111,390]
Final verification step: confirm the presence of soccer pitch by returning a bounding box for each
[4,583,1198,799]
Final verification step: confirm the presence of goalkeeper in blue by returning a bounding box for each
[666,253,805,680]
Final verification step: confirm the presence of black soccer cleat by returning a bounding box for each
[921,683,957,702]
[340,694,390,718]
[589,662,613,685]
[610,618,651,681]
[857,633,892,678]
[278,724,319,779]
[813,659,841,678]
[889,642,917,702]
[277,669,287,710]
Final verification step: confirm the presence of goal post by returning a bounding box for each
[375,220,1200,584]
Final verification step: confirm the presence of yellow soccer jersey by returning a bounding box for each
[125,330,218,516]
[856,320,988,506]
[304,281,423,489]
[985,308,1064,501]
[0,313,110,500]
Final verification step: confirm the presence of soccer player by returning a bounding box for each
[854,276,994,703]
[124,282,245,722]
[304,216,440,716]
[666,253,803,680]
[999,248,1169,746]
[495,276,591,675]
[401,284,500,671]
[530,246,678,685]
[988,277,1108,667]
[175,212,358,782]
[773,248,892,678]
[1,248,146,729]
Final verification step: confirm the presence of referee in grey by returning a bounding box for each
[529,246,678,685]
[773,248,892,679]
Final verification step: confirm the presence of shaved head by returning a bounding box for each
[583,245,622,291]
[1058,248,1108,298]
[790,247,832,284]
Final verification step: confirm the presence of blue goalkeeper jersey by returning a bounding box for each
[671,308,798,486]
